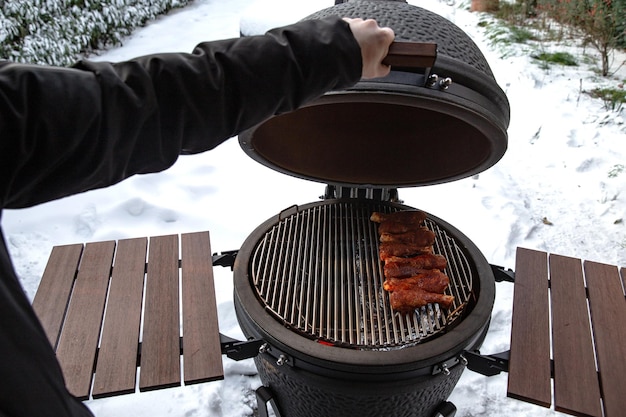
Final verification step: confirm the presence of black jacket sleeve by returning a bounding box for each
[0,16,362,209]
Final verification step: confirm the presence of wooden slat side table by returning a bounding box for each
[509,247,626,417]
[31,231,224,400]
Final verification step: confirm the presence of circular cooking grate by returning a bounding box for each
[248,200,476,349]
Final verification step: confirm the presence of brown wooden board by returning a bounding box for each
[181,231,224,384]
[32,244,83,349]
[508,248,551,407]
[584,261,626,417]
[92,238,148,398]
[139,234,181,391]
[549,254,602,417]
[382,41,437,69]
[55,241,116,400]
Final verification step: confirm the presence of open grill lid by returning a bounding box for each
[239,0,510,188]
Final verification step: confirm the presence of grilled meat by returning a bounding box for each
[383,253,448,278]
[379,241,432,260]
[379,227,436,246]
[370,210,427,225]
[389,287,455,311]
[377,220,418,235]
[383,270,450,294]
[372,209,454,311]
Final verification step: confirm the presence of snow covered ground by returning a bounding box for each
[3,0,625,416]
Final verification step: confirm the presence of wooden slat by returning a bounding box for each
[508,248,551,407]
[621,267,625,296]
[549,254,602,416]
[55,241,116,400]
[181,231,224,384]
[584,261,626,417]
[92,238,148,398]
[32,244,83,348]
[139,234,180,391]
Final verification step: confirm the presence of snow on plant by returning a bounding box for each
[0,0,192,66]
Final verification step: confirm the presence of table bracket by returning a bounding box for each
[490,264,515,283]
[463,349,510,376]
[212,250,238,270]
[220,333,263,361]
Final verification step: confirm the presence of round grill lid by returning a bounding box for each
[238,0,510,188]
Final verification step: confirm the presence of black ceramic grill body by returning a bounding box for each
[238,0,510,188]
[233,200,495,417]
[235,2,504,415]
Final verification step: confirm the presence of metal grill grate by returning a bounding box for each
[250,201,474,349]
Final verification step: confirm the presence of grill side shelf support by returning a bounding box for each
[461,265,513,376]
[491,264,515,282]
[463,350,510,376]
[211,251,263,361]
[133,334,263,362]
[212,251,238,270]
[220,334,264,361]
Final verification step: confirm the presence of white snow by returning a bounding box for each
[3,0,625,416]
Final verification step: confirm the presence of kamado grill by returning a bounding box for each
[232,1,510,416]
[234,200,497,417]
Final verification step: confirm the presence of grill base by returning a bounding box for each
[255,353,465,417]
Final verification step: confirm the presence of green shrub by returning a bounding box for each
[0,0,191,66]
[483,0,626,76]
[536,0,625,75]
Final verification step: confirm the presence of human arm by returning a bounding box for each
[0,16,386,209]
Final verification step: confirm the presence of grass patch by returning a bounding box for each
[587,87,626,112]
[608,164,625,178]
[481,18,537,45]
[508,26,537,43]
[532,51,578,66]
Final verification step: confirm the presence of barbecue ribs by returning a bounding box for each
[383,253,448,278]
[371,210,455,312]
[383,270,450,294]
[389,287,455,311]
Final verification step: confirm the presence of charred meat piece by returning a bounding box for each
[370,210,427,226]
[389,287,455,311]
[383,253,448,278]
[379,241,432,260]
[383,270,450,294]
[377,220,418,235]
[379,227,436,246]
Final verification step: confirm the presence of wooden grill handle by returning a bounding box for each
[382,41,437,69]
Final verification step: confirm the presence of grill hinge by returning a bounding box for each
[322,185,402,202]
[463,349,510,376]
